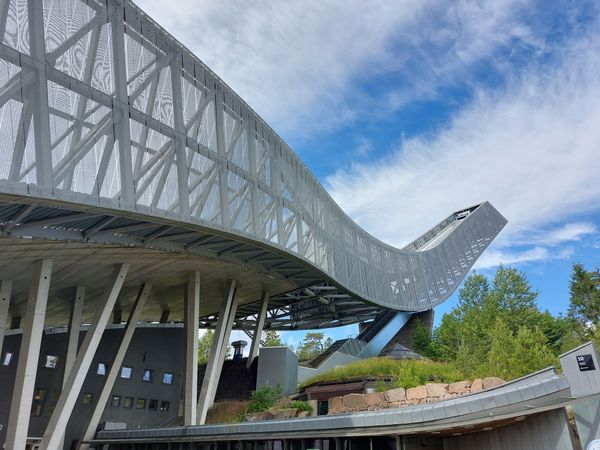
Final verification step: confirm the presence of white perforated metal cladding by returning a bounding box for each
[0,0,507,312]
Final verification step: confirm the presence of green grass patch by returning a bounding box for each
[247,385,282,413]
[300,357,465,390]
[206,400,249,424]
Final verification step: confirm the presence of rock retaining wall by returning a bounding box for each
[328,377,504,415]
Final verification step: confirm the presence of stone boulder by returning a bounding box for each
[384,387,406,404]
[470,378,483,393]
[365,392,386,410]
[406,385,428,400]
[245,411,275,421]
[328,396,343,413]
[482,377,505,390]
[448,381,471,394]
[343,393,367,410]
[425,383,448,398]
[270,408,299,419]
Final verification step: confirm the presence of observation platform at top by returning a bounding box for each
[0,0,507,330]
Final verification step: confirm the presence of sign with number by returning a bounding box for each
[577,354,596,371]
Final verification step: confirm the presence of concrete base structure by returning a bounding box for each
[0,325,186,448]
[85,342,600,450]
[256,346,298,396]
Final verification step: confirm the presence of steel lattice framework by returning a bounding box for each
[0,0,506,322]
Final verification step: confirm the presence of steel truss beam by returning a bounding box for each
[0,0,506,328]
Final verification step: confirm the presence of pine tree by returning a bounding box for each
[486,317,514,379]
[263,330,283,347]
[569,263,600,327]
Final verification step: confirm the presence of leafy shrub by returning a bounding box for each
[289,400,313,413]
[300,357,464,390]
[247,385,282,413]
[392,360,463,389]
[374,379,388,392]
[393,364,421,389]
[206,401,248,424]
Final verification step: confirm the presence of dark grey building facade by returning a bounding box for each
[0,326,184,448]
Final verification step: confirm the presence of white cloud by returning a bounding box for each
[474,246,574,269]
[133,0,600,270]
[325,20,600,268]
[525,222,597,247]
[135,0,541,138]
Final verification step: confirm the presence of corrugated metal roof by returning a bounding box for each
[95,368,573,442]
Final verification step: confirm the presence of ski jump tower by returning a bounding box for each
[0,0,506,448]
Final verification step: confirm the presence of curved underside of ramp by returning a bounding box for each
[0,0,506,326]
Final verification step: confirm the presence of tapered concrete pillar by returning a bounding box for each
[5,259,53,450]
[57,286,85,449]
[0,279,13,357]
[213,287,240,396]
[184,272,200,425]
[79,283,152,449]
[39,263,129,450]
[64,287,85,384]
[247,292,269,368]
[197,280,237,424]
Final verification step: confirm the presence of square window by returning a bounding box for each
[96,363,108,376]
[31,403,43,416]
[44,355,59,369]
[162,372,174,385]
[142,369,153,383]
[2,352,13,366]
[82,393,94,405]
[31,388,47,417]
[33,388,47,401]
[148,399,158,411]
[123,397,134,409]
[136,398,146,409]
[120,366,133,379]
[110,395,121,407]
[159,400,170,412]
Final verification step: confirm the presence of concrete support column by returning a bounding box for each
[79,283,152,449]
[39,263,129,450]
[64,286,85,383]
[184,272,200,426]
[246,292,269,369]
[0,279,13,356]
[57,286,85,449]
[5,259,53,450]
[197,280,238,424]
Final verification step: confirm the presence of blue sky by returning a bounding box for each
[137,0,600,350]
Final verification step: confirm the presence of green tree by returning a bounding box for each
[568,263,600,327]
[296,332,333,361]
[411,318,435,358]
[510,325,556,377]
[431,265,568,379]
[263,330,283,347]
[432,313,461,362]
[485,318,556,380]
[198,330,231,365]
[486,317,515,379]
[198,330,215,365]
